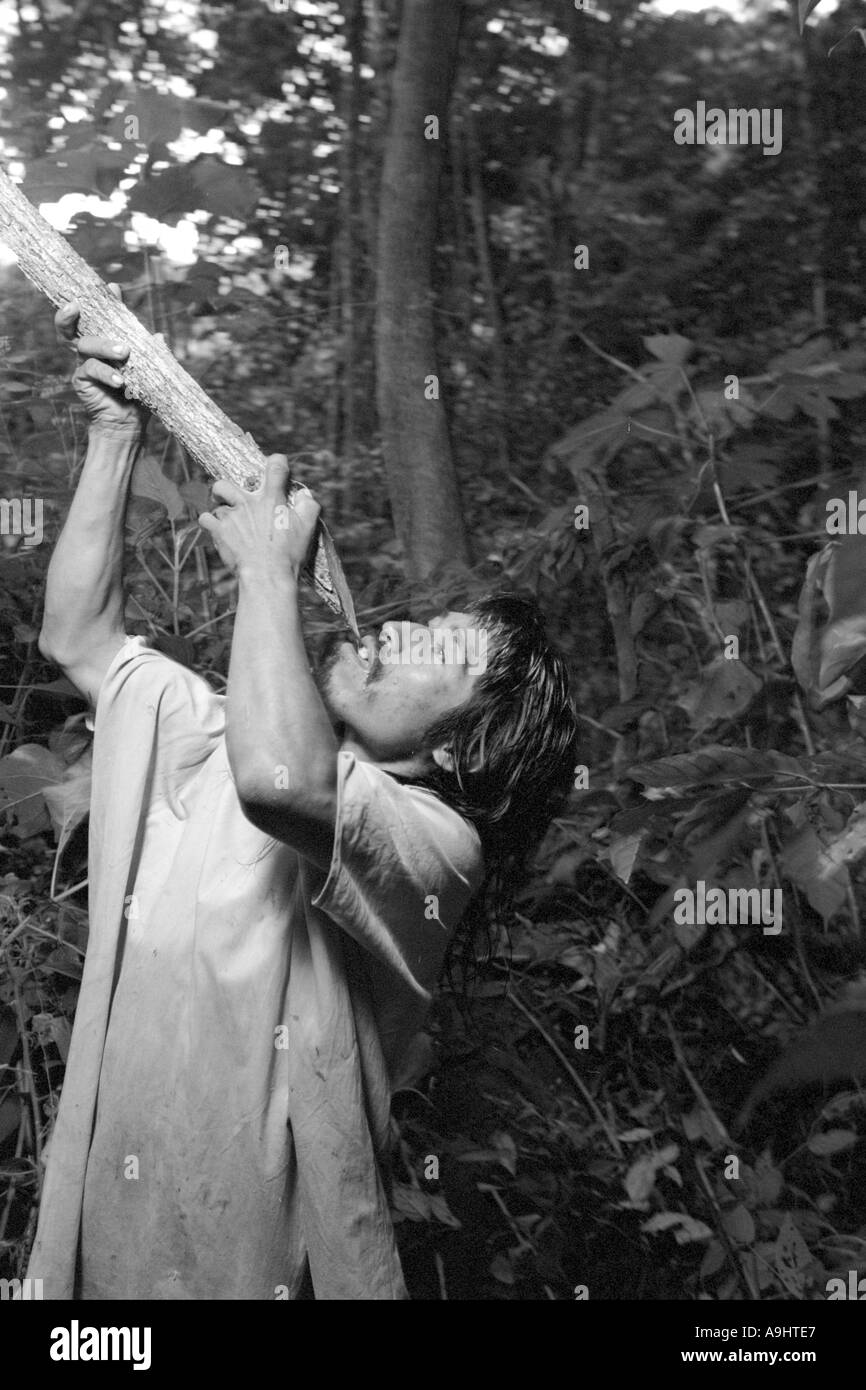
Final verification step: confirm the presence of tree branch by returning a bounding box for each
[0,164,359,637]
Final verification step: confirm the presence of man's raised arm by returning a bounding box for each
[39,295,148,706]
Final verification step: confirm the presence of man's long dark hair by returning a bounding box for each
[413,590,578,992]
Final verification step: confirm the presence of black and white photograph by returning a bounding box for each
[0,0,864,1356]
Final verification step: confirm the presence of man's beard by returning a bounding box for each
[313,631,345,726]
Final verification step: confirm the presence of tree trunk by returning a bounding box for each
[375,0,470,580]
[0,164,359,635]
[463,101,509,473]
[447,107,472,335]
[338,0,364,470]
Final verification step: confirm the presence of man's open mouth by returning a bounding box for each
[346,634,377,672]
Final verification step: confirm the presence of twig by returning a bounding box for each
[507,987,623,1157]
[691,1150,760,1300]
[434,1249,448,1301]
[663,1012,731,1149]
[3,948,43,1189]
[575,330,645,384]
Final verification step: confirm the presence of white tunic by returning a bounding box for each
[27,637,483,1299]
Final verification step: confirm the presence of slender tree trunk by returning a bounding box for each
[375,0,470,579]
[553,2,582,348]
[447,108,472,335]
[326,252,340,467]
[463,101,509,473]
[790,1,831,487]
[338,0,364,470]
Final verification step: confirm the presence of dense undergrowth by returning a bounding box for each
[3,295,866,1299]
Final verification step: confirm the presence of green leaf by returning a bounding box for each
[624,1144,680,1204]
[21,145,130,200]
[721,1203,755,1245]
[780,825,848,925]
[772,1214,812,1297]
[0,744,64,837]
[126,166,199,225]
[629,745,800,791]
[106,91,230,146]
[829,27,866,57]
[807,1129,857,1155]
[609,828,644,885]
[192,157,260,220]
[41,751,92,855]
[641,1211,713,1243]
[677,658,762,732]
[700,1239,727,1279]
[489,1253,515,1285]
[642,334,692,367]
[799,0,825,31]
[741,1153,783,1207]
[0,1098,20,1146]
[131,455,188,521]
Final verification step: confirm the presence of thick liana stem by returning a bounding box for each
[0,164,359,637]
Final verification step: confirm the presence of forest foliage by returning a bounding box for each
[2,0,866,1299]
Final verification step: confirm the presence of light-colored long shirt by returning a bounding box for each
[26,637,483,1299]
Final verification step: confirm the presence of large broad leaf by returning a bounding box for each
[191,158,260,220]
[126,166,199,225]
[131,454,188,521]
[677,656,762,732]
[792,535,866,705]
[799,0,825,32]
[828,27,866,57]
[641,1211,713,1244]
[105,91,230,147]
[22,145,130,201]
[629,745,801,791]
[609,827,644,885]
[41,750,92,856]
[643,334,693,367]
[391,1184,461,1227]
[807,1129,857,1155]
[780,825,850,925]
[772,1214,812,1298]
[624,1144,680,1204]
[0,744,64,837]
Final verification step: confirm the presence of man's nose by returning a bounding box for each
[380,620,424,655]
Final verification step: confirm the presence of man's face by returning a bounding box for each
[315,611,489,766]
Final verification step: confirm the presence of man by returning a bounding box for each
[26,299,576,1300]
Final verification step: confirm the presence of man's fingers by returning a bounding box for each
[74,357,127,391]
[55,299,80,342]
[289,485,321,522]
[56,287,124,348]
[211,479,245,506]
[74,335,130,363]
[263,454,292,501]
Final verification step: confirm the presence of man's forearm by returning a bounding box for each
[40,427,141,658]
[225,571,338,800]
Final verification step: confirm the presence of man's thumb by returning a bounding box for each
[264,454,291,498]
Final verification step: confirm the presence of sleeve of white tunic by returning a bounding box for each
[315,753,484,984]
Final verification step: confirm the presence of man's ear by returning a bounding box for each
[431,744,456,774]
[431,743,483,775]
